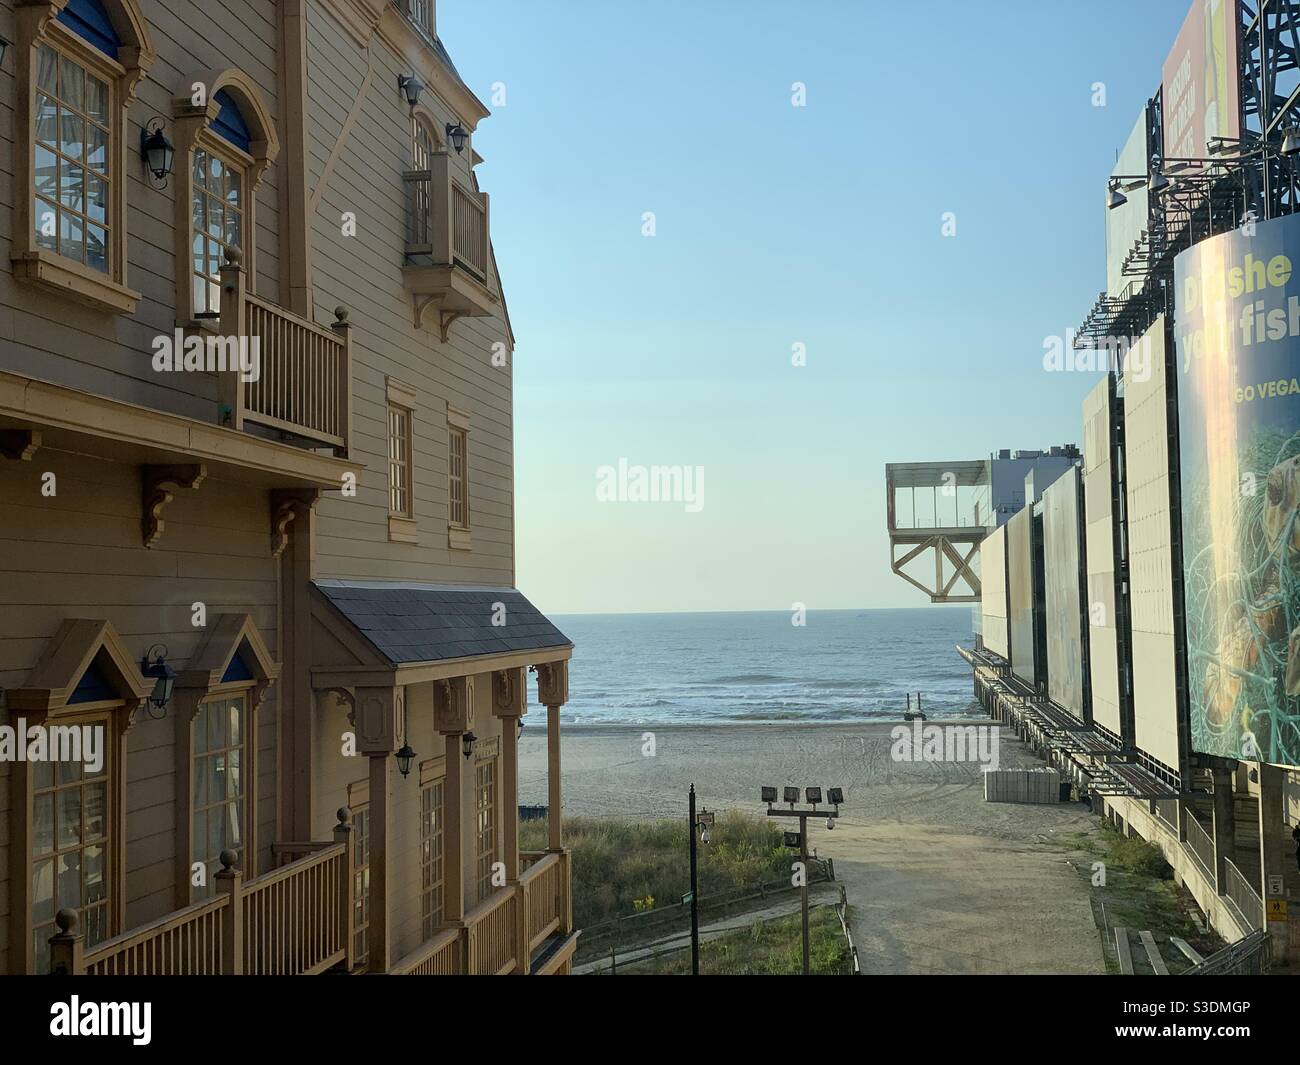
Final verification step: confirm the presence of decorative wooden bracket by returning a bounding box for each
[411,295,463,342]
[270,488,320,558]
[0,429,41,461]
[141,463,207,548]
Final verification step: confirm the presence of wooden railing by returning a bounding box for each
[75,896,227,976]
[521,852,563,951]
[466,884,518,975]
[402,150,490,281]
[51,811,354,976]
[391,850,573,976]
[217,248,352,455]
[243,843,349,975]
[389,927,462,975]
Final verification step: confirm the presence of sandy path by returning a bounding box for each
[520,720,1105,975]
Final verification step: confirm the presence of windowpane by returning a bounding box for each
[36,45,57,93]
[35,95,58,147]
[33,859,55,925]
[33,796,54,856]
[59,54,85,111]
[58,212,83,262]
[57,853,82,909]
[83,782,106,841]
[34,196,58,252]
[84,845,105,902]
[86,124,108,175]
[60,163,84,212]
[85,75,108,124]
[57,788,81,849]
[60,112,84,162]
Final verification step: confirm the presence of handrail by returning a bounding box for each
[1222,857,1264,931]
[1184,813,1217,887]
[81,896,227,975]
[390,926,461,975]
[217,248,352,456]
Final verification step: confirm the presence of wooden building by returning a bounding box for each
[0,0,576,975]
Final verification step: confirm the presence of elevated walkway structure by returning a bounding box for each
[885,459,990,603]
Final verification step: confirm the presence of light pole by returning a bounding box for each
[761,785,844,975]
[686,784,713,975]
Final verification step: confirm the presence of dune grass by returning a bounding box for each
[520,811,792,932]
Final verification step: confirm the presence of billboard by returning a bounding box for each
[1161,0,1239,160]
[1083,378,1124,738]
[981,525,1009,659]
[1125,316,1182,773]
[1007,507,1037,687]
[1106,111,1150,299]
[1177,213,1300,765]
[1043,466,1087,719]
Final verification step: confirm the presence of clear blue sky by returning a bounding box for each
[438,0,1193,614]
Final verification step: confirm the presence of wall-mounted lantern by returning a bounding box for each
[398,74,423,108]
[462,730,477,759]
[140,118,175,186]
[140,645,176,716]
[395,741,417,779]
[445,122,468,154]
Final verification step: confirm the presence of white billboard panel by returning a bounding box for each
[1083,377,1123,738]
[981,525,1009,659]
[1123,317,1181,771]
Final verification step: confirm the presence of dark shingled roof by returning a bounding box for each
[314,582,571,665]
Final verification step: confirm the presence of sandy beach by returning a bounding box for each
[520,720,1105,974]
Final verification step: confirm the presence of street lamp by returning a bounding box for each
[686,784,714,975]
[761,784,844,975]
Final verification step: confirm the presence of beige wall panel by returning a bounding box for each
[0,447,280,959]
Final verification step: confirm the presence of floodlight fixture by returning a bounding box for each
[761,786,778,805]
[783,786,799,804]
[805,787,823,805]
[828,787,844,806]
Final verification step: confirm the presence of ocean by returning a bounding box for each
[547,607,981,726]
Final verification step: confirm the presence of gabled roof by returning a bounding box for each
[313,581,571,666]
[9,619,153,713]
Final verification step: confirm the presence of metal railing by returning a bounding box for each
[1183,813,1217,887]
[1222,857,1264,931]
[1184,928,1272,975]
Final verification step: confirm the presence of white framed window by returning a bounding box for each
[191,693,248,898]
[420,778,445,938]
[190,146,245,316]
[475,757,496,901]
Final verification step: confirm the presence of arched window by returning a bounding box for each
[13,0,154,314]
[172,72,279,322]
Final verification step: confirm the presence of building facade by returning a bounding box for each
[0,0,576,975]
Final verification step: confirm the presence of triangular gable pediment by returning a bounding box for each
[8,619,153,714]
[310,587,391,669]
[176,614,280,691]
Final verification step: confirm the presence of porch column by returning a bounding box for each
[354,683,402,973]
[536,661,570,853]
[433,676,474,925]
[492,667,527,882]
[1211,767,1235,892]
[273,489,319,842]
[1258,763,1299,961]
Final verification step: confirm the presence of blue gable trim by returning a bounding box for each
[57,0,120,60]
[212,91,253,153]
[221,648,255,683]
[70,657,117,704]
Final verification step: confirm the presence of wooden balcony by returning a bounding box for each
[402,150,498,340]
[390,849,576,975]
[48,814,353,976]
[217,249,353,457]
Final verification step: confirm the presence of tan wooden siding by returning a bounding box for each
[0,0,284,421]
[0,447,280,967]
[305,1,514,587]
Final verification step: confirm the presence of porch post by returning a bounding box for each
[536,661,570,853]
[492,667,527,882]
[273,489,320,843]
[353,684,403,973]
[433,676,474,938]
[493,668,527,974]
